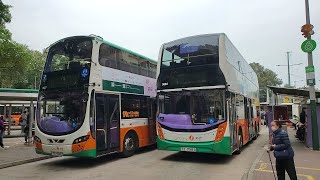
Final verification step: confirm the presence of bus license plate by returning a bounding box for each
[51,151,63,157]
[181,147,196,152]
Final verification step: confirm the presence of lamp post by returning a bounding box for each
[303,0,319,151]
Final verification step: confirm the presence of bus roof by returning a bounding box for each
[96,38,157,64]
[162,33,225,45]
[48,35,157,64]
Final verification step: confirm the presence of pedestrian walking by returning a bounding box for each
[24,121,29,144]
[268,120,297,180]
[0,116,9,149]
[20,111,28,134]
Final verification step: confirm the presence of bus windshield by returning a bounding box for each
[45,37,93,73]
[36,91,88,136]
[161,35,219,69]
[158,35,224,90]
[158,89,225,124]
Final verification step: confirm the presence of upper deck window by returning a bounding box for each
[45,37,93,73]
[99,44,156,78]
[161,35,219,69]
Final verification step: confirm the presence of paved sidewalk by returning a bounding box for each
[0,138,51,169]
[252,128,320,180]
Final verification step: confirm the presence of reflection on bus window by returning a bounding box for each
[99,44,157,78]
[159,90,225,124]
[45,38,93,73]
[36,91,88,135]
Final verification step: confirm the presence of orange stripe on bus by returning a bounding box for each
[236,119,250,145]
[72,132,96,153]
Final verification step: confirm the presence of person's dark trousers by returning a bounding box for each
[24,125,29,143]
[0,131,4,148]
[24,133,28,143]
[276,158,298,180]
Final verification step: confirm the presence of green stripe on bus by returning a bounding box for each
[0,88,38,93]
[102,80,144,95]
[157,137,232,155]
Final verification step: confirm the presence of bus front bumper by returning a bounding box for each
[157,137,232,155]
[35,144,96,158]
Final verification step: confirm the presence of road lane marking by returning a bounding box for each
[255,169,315,180]
[259,162,320,171]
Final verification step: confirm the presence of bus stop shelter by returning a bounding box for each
[267,86,320,149]
[0,88,38,141]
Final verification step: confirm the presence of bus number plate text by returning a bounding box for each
[181,147,196,152]
[51,151,63,157]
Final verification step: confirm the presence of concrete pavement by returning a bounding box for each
[0,128,269,180]
[0,138,51,169]
[252,127,320,180]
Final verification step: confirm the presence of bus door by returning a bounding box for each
[95,93,120,154]
[147,97,156,144]
[229,93,238,150]
[247,99,253,139]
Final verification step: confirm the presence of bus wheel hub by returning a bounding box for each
[125,137,134,150]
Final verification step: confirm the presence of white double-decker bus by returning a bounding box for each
[156,34,260,155]
[35,35,157,157]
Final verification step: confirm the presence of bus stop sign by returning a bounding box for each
[301,39,317,53]
[305,66,316,86]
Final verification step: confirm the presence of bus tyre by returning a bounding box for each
[234,132,243,155]
[121,132,137,158]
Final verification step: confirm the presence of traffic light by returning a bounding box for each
[301,24,314,38]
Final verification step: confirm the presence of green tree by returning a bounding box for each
[15,50,46,89]
[0,1,12,41]
[0,1,46,89]
[249,62,283,88]
[0,0,11,25]
[0,41,33,88]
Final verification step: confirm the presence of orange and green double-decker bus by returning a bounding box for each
[35,35,157,157]
[156,33,260,155]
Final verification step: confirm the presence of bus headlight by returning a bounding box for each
[214,122,227,142]
[73,135,90,144]
[157,123,165,140]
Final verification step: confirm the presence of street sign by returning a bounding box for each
[301,39,317,53]
[305,65,315,73]
[307,79,316,86]
[306,66,316,86]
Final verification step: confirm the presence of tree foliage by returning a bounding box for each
[0,1,12,25]
[249,62,283,88]
[0,1,46,89]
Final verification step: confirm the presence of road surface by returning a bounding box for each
[0,127,268,180]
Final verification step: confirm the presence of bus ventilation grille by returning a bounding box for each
[48,139,65,143]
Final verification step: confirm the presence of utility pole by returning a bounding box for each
[304,0,319,150]
[286,51,291,86]
[276,52,301,87]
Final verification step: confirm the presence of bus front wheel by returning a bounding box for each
[121,131,138,158]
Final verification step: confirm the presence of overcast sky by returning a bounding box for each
[3,0,320,88]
